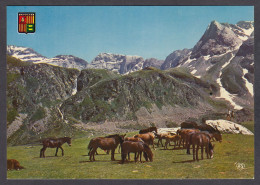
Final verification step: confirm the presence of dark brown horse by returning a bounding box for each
[121,141,153,163]
[181,121,198,129]
[139,127,157,134]
[187,133,214,161]
[180,122,222,143]
[40,137,71,158]
[87,134,125,161]
[134,132,155,150]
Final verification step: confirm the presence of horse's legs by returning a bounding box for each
[118,145,121,153]
[111,149,115,161]
[89,147,97,161]
[206,145,209,159]
[196,145,199,161]
[186,143,191,154]
[201,145,204,160]
[40,147,45,158]
[55,147,59,156]
[160,139,164,147]
[164,141,168,149]
[192,144,195,161]
[128,152,130,161]
[60,147,64,156]
[134,153,138,162]
[152,140,155,150]
[157,139,160,147]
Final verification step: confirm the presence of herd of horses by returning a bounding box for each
[8,121,222,170]
[38,121,221,163]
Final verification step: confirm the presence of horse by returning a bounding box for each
[164,135,181,149]
[181,121,222,142]
[180,121,198,129]
[87,134,126,156]
[134,132,155,150]
[154,132,172,147]
[139,127,158,134]
[187,133,214,161]
[177,129,200,148]
[87,134,125,161]
[121,141,153,163]
[197,125,222,142]
[7,159,24,170]
[40,137,71,158]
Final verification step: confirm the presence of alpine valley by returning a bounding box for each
[7,20,254,145]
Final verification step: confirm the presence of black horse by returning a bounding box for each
[40,137,71,158]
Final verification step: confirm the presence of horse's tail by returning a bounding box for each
[87,139,94,150]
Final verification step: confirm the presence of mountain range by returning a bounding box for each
[7,20,254,145]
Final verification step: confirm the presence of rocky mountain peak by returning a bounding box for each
[190,20,243,59]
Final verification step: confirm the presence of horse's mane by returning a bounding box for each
[105,134,120,138]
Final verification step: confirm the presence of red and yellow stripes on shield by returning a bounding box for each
[18,13,35,33]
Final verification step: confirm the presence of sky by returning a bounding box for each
[7,6,254,62]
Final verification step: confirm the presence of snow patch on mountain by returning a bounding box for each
[215,54,243,110]
[242,68,254,96]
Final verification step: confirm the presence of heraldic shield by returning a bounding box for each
[18,12,35,33]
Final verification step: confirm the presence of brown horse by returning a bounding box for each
[154,132,171,147]
[134,132,155,150]
[121,141,153,163]
[139,127,157,134]
[188,133,214,161]
[164,135,181,149]
[7,159,25,170]
[177,129,200,148]
[40,137,71,158]
[88,134,125,161]
[88,134,125,156]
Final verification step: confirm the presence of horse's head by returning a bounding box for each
[143,143,153,162]
[209,142,214,159]
[213,126,222,142]
[64,137,72,146]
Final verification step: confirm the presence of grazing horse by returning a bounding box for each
[188,133,214,161]
[164,135,181,149]
[121,141,153,163]
[87,134,125,161]
[134,132,155,150]
[40,137,71,158]
[139,127,158,134]
[177,129,200,148]
[7,159,24,170]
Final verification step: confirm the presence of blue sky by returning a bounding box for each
[7,6,254,62]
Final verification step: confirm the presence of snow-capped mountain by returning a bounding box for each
[88,53,164,74]
[7,45,88,70]
[160,20,254,110]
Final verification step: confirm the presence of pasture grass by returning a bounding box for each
[7,132,254,179]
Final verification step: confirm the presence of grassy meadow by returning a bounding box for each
[7,123,254,179]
